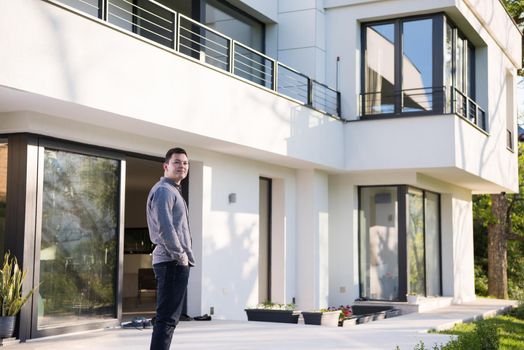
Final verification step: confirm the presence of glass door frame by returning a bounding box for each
[358,185,442,302]
[30,138,126,338]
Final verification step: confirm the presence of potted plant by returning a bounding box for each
[406,292,419,304]
[327,305,357,327]
[302,308,341,327]
[0,252,35,339]
[245,301,300,324]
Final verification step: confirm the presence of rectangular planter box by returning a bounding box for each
[356,314,373,324]
[341,316,358,327]
[351,305,393,315]
[372,311,387,321]
[244,309,300,324]
[385,309,401,318]
[302,311,340,327]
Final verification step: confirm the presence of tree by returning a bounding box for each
[502,0,523,76]
[473,0,524,300]
[474,144,524,299]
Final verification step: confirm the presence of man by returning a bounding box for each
[147,147,195,350]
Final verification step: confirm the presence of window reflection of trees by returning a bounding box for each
[408,190,425,295]
[39,149,118,327]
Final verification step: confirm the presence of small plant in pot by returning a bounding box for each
[406,291,419,304]
[302,308,341,327]
[245,301,300,324]
[0,252,35,339]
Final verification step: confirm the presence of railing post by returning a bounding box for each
[229,40,235,74]
[336,91,341,118]
[99,0,108,21]
[272,60,278,92]
[172,12,177,50]
[476,105,480,128]
[176,13,181,52]
[307,79,313,106]
[451,87,456,115]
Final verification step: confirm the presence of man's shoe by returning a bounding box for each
[194,314,211,321]
[180,314,193,321]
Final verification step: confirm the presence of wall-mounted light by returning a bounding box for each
[228,193,236,204]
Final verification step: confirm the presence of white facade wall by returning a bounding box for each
[0,0,344,171]
[277,0,326,82]
[325,0,520,193]
[195,150,298,319]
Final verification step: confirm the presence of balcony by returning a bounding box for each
[50,0,341,118]
[360,86,487,132]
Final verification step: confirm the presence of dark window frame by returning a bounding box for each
[358,184,442,302]
[360,13,477,122]
[30,138,125,339]
[361,14,443,119]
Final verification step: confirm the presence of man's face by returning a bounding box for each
[163,152,189,184]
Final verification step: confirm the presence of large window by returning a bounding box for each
[205,0,264,53]
[37,149,120,329]
[0,140,6,256]
[407,188,425,295]
[364,23,396,114]
[359,187,399,300]
[363,17,436,116]
[425,192,441,296]
[204,0,267,86]
[359,186,441,301]
[402,19,433,113]
[362,14,484,130]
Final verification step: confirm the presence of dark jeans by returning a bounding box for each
[150,261,190,350]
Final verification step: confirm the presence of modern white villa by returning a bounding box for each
[0,0,521,341]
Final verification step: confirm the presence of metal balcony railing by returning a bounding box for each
[360,86,487,132]
[453,89,487,132]
[51,0,342,119]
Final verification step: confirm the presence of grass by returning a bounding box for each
[434,304,524,350]
[397,304,524,349]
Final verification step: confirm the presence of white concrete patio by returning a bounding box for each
[12,299,517,350]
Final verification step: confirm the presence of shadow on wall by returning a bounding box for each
[201,161,261,320]
[242,87,344,167]
[202,210,258,320]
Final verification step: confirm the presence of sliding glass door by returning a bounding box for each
[359,185,441,301]
[407,188,425,295]
[36,147,120,330]
[425,192,441,296]
[359,187,399,300]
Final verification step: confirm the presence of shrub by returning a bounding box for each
[510,301,524,320]
[438,321,498,350]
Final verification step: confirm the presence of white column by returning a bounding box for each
[296,169,329,310]
[440,191,475,303]
[328,175,359,306]
[277,1,326,82]
[187,160,204,316]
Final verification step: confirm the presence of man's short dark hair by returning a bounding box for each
[164,147,188,163]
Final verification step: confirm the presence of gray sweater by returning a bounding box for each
[146,177,195,266]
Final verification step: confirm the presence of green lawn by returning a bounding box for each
[435,306,524,350]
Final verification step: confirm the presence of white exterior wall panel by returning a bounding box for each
[0,0,344,171]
